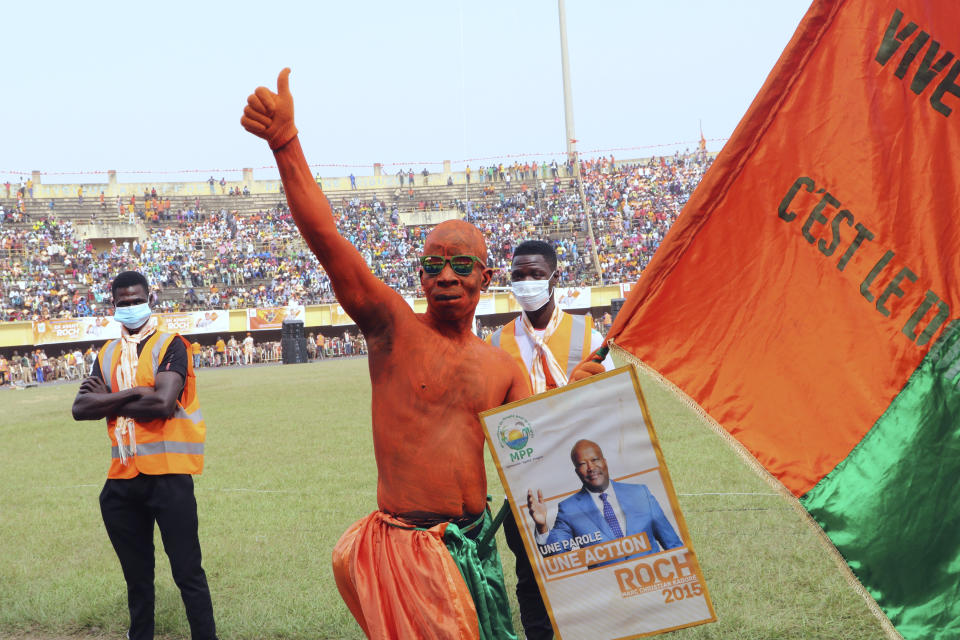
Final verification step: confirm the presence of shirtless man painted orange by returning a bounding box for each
[242,68,531,639]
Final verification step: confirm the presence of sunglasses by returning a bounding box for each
[419,254,484,276]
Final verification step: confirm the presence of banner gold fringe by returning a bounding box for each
[609,341,903,640]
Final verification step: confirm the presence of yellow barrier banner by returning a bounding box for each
[330,304,355,327]
[476,293,496,315]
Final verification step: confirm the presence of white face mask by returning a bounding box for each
[511,278,552,312]
[113,302,152,329]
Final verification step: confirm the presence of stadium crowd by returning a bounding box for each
[0,151,712,323]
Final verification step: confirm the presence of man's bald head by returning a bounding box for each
[570,439,603,463]
[570,439,610,492]
[423,220,487,263]
[419,219,491,328]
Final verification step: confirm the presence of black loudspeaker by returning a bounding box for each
[282,318,305,339]
[281,319,308,364]
[610,297,627,321]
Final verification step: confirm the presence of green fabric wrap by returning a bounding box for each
[444,510,517,640]
[801,321,960,640]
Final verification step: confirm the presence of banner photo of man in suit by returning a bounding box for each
[481,367,715,639]
[527,438,683,569]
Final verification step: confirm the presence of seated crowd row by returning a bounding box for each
[0,151,712,323]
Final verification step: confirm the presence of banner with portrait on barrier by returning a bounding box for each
[32,316,120,345]
[480,366,715,639]
[555,286,592,310]
[246,305,305,330]
[156,310,229,335]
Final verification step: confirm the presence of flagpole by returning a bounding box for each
[557,0,604,286]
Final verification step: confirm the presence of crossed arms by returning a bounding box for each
[72,370,183,421]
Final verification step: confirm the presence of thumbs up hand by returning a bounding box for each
[241,67,298,151]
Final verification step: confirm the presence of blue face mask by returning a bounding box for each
[113,302,152,329]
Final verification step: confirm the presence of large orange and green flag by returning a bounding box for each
[605,1,960,638]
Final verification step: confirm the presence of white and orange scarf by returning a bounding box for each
[520,305,568,394]
[114,317,158,465]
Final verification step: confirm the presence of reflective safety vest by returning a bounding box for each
[97,331,205,479]
[487,312,593,390]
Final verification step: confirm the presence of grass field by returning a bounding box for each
[0,358,890,639]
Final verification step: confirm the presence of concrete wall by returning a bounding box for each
[20,159,585,200]
[398,209,461,226]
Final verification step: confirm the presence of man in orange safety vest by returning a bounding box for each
[72,270,217,640]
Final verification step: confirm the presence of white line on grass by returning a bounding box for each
[678,492,778,496]
[213,487,303,494]
[35,484,100,489]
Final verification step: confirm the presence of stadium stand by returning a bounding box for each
[0,151,712,325]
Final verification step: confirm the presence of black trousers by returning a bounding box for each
[99,474,217,640]
[503,511,554,640]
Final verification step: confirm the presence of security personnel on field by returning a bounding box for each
[487,240,611,393]
[72,271,217,640]
[486,239,611,639]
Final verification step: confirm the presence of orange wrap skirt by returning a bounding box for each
[332,510,516,640]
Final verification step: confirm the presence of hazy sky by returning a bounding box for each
[3,1,811,184]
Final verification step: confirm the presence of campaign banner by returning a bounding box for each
[156,310,229,335]
[480,367,715,639]
[32,316,120,345]
[246,305,305,330]
[556,287,592,309]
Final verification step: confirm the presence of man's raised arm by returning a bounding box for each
[241,68,399,334]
